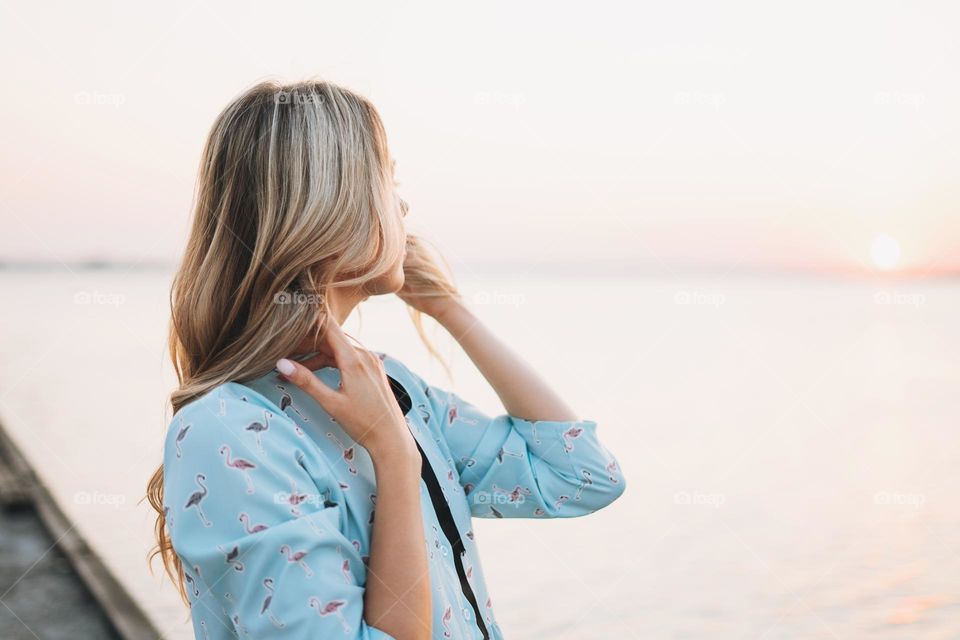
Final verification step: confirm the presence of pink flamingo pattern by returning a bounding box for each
[441,606,453,638]
[175,421,191,458]
[308,597,351,633]
[217,544,244,572]
[162,351,624,639]
[219,445,256,494]
[562,425,585,451]
[606,459,621,483]
[492,483,532,504]
[335,545,353,584]
[183,474,212,527]
[245,410,272,455]
[574,469,593,500]
[326,432,358,475]
[259,578,285,629]
[279,544,314,578]
[276,384,309,421]
[238,512,269,534]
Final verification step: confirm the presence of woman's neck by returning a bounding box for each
[327,286,365,325]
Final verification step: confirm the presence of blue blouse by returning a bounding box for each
[164,352,626,639]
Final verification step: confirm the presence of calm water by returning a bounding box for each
[0,268,957,639]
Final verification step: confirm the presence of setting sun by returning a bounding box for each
[870,234,901,271]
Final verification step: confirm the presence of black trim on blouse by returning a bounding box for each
[386,373,490,640]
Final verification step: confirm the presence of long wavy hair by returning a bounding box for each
[146,79,459,601]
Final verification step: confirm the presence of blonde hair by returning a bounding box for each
[147,79,455,601]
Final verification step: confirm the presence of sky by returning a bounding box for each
[1,0,958,274]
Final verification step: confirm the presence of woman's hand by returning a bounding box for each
[396,234,462,321]
[276,319,417,461]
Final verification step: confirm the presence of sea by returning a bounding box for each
[0,267,957,639]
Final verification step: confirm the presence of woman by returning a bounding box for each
[148,79,626,640]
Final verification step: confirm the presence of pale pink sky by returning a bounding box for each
[1,1,958,273]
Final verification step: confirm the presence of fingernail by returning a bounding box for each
[276,359,296,376]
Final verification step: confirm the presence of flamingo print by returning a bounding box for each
[562,425,584,452]
[574,469,593,500]
[493,483,532,504]
[245,410,272,455]
[606,459,620,483]
[441,606,453,638]
[495,447,524,464]
[231,614,249,638]
[174,421,191,458]
[217,545,245,572]
[276,385,309,421]
[326,432,358,475]
[283,477,308,516]
[219,445,257,494]
[260,578,285,629]
[279,545,314,578]
[417,403,431,424]
[183,568,200,597]
[184,474,212,527]
[435,526,449,557]
[308,597,351,633]
[335,545,353,584]
[554,494,570,510]
[238,512,269,534]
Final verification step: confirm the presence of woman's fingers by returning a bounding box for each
[276,357,339,409]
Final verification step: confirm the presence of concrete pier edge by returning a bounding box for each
[0,421,163,640]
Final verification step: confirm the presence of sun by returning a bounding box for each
[870,234,901,271]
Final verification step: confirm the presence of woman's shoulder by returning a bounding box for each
[375,351,429,390]
[162,381,292,464]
